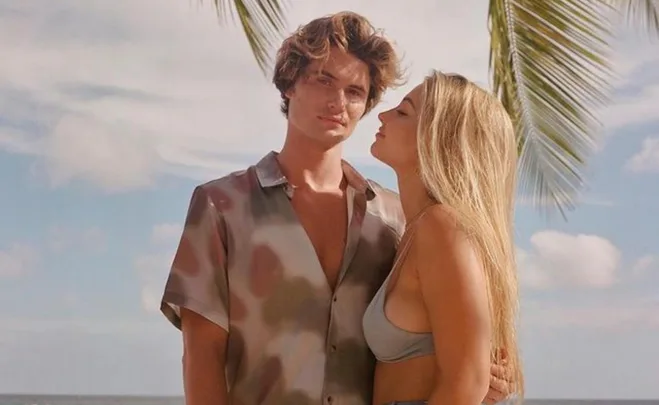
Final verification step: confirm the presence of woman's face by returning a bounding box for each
[370,84,423,173]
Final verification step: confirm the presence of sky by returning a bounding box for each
[0,0,658,399]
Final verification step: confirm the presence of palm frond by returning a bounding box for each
[204,0,289,74]
[488,0,615,217]
[612,0,659,37]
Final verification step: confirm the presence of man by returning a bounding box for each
[160,11,514,405]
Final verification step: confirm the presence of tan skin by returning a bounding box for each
[179,48,513,405]
[370,85,511,405]
[276,46,372,290]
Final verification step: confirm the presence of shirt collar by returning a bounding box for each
[255,151,376,200]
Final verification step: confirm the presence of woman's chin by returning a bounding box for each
[369,141,380,159]
[369,142,387,165]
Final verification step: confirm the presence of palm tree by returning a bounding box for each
[202,0,658,216]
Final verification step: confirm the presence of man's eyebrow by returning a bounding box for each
[320,70,368,94]
[320,70,337,80]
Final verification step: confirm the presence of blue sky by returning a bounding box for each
[1,0,658,399]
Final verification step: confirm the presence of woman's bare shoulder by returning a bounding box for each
[416,204,465,242]
[413,204,476,272]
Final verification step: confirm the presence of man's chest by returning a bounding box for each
[291,190,349,289]
[225,188,398,306]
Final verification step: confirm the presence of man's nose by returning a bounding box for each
[327,89,347,112]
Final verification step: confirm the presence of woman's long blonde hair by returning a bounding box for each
[417,70,524,401]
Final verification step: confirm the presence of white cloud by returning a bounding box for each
[6,0,654,193]
[516,193,616,208]
[48,225,107,254]
[522,299,659,329]
[134,252,172,314]
[39,115,162,191]
[0,244,39,277]
[1,0,266,191]
[151,223,182,245]
[135,223,182,313]
[625,137,659,173]
[596,27,659,134]
[518,230,621,289]
[632,254,657,277]
[600,85,659,132]
[0,0,487,192]
[1,0,656,194]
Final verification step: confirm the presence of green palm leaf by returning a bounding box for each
[488,0,615,217]
[205,0,288,73]
[614,0,659,35]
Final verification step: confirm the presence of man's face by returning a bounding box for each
[285,47,370,148]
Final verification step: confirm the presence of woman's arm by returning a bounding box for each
[181,308,229,405]
[416,206,492,405]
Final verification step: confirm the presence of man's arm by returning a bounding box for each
[416,206,491,405]
[181,308,229,405]
[161,185,231,405]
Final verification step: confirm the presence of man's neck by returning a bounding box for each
[277,131,346,193]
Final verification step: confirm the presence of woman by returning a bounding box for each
[363,70,524,405]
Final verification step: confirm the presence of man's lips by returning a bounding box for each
[318,116,346,126]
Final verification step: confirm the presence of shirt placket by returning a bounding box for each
[321,188,367,405]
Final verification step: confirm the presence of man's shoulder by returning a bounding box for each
[200,166,256,191]
[366,178,399,198]
[365,178,405,237]
[191,164,261,211]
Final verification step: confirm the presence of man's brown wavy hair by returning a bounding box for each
[273,11,405,117]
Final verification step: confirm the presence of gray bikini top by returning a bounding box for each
[362,224,435,363]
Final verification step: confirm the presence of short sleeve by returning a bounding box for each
[160,185,230,332]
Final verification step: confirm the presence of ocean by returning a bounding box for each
[0,396,657,405]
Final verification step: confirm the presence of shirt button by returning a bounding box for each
[326,396,333,404]
[333,296,337,302]
[331,344,337,352]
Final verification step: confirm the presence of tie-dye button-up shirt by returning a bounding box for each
[161,151,405,405]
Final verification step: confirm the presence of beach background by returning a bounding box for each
[1,397,658,405]
[1,0,658,401]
